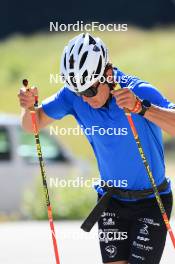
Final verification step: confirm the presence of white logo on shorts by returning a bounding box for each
[139,224,149,235]
[101,212,116,218]
[103,217,115,226]
[137,236,150,242]
[105,245,117,258]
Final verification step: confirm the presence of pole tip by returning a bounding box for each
[22,79,28,87]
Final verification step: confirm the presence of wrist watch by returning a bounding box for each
[138,99,152,116]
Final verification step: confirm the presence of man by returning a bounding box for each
[18,33,175,264]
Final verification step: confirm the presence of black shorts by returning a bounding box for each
[98,192,173,264]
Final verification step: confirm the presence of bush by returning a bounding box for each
[22,174,97,220]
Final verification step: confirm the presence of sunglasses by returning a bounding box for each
[77,81,101,98]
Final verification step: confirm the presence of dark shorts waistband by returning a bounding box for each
[81,179,169,232]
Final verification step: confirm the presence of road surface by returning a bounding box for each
[0,221,174,263]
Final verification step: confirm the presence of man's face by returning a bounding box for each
[82,83,110,108]
[81,68,113,108]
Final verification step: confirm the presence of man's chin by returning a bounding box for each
[88,101,105,109]
[90,103,103,109]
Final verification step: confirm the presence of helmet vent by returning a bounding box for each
[69,54,75,69]
[89,35,96,45]
[64,53,67,69]
[69,44,75,54]
[93,45,100,52]
[81,70,88,85]
[78,43,83,54]
[101,45,105,58]
[79,51,88,69]
[69,72,77,87]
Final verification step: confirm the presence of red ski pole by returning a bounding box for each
[114,84,175,248]
[23,79,61,263]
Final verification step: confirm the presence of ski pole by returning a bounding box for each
[22,79,61,263]
[115,85,175,248]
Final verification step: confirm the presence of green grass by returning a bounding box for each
[0,28,175,159]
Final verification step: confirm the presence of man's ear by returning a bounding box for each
[106,68,114,83]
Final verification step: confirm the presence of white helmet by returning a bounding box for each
[60,33,109,93]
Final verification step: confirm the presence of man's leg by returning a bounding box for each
[98,198,132,263]
[128,193,173,264]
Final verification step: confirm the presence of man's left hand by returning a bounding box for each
[111,88,140,111]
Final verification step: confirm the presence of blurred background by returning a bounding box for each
[0,0,175,263]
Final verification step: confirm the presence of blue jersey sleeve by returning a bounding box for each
[114,68,175,109]
[133,83,175,109]
[42,87,75,119]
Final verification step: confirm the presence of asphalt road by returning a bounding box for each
[0,221,174,264]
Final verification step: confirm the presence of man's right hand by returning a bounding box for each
[18,86,54,133]
[18,87,38,109]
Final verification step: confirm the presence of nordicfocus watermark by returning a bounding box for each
[59,229,128,242]
[49,125,128,136]
[49,73,128,85]
[50,21,128,32]
[49,177,128,189]
[98,229,128,243]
